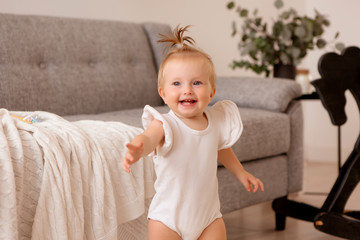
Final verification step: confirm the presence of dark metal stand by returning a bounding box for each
[338,126,342,174]
[273,46,360,239]
[272,146,360,238]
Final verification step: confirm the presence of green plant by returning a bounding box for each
[227,0,345,77]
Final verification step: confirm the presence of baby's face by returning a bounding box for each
[158,56,216,120]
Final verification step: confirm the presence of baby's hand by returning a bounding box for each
[238,171,264,193]
[122,142,144,173]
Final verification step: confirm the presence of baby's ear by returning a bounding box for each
[210,86,216,99]
[158,87,166,103]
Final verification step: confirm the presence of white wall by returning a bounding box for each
[0,0,359,163]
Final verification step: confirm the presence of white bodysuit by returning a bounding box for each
[142,100,243,240]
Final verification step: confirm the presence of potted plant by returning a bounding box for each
[227,0,345,79]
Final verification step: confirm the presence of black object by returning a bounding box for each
[272,46,360,239]
[296,91,319,100]
[273,64,296,80]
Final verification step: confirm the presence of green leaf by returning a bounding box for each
[265,69,271,77]
[255,17,262,26]
[334,31,340,39]
[316,38,327,48]
[241,34,248,42]
[288,47,301,59]
[313,22,324,36]
[231,60,250,70]
[294,26,306,38]
[280,11,291,20]
[227,1,235,9]
[272,21,283,37]
[281,25,292,41]
[249,50,258,60]
[335,42,345,52]
[231,60,270,76]
[231,21,237,37]
[255,37,266,48]
[274,0,284,9]
[249,28,257,38]
[240,42,255,56]
[303,19,314,42]
[323,19,330,27]
[263,23,267,32]
[280,53,291,64]
[240,9,248,17]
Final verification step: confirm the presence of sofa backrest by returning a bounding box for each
[0,13,170,116]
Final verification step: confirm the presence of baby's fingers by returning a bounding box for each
[124,150,135,162]
[122,151,135,173]
[249,178,264,192]
[123,142,144,173]
[241,179,252,192]
[122,158,131,173]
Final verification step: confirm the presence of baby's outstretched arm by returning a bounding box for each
[218,148,264,192]
[123,119,164,173]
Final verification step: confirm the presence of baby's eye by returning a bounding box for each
[172,81,180,86]
[193,81,202,86]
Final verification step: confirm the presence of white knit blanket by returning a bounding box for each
[0,109,155,240]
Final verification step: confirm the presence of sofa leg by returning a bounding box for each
[272,196,288,230]
[275,212,286,230]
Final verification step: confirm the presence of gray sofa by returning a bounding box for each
[0,13,303,231]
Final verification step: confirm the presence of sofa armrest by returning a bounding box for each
[213,76,302,112]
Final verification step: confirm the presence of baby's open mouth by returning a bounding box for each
[179,99,197,104]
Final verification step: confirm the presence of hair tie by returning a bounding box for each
[174,43,184,48]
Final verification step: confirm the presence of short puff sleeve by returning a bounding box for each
[142,105,173,156]
[211,100,243,150]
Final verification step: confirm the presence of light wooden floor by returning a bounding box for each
[223,161,360,239]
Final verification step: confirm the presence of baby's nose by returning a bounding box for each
[183,85,193,94]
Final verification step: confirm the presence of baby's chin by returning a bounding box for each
[172,109,205,120]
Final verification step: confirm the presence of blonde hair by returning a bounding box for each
[157,25,216,89]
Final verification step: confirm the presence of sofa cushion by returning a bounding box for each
[218,155,288,213]
[234,108,290,162]
[0,13,163,115]
[64,105,290,163]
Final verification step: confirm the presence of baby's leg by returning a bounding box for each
[198,218,227,240]
[148,219,182,240]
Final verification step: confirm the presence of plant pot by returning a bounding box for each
[273,64,296,80]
